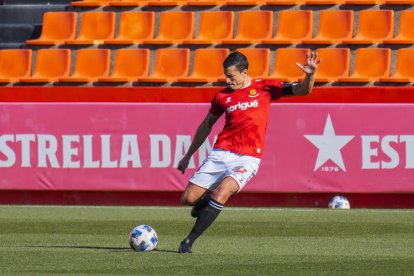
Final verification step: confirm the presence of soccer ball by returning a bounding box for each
[328,195,350,209]
[128,225,158,252]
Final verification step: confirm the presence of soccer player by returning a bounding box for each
[177,51,320,253]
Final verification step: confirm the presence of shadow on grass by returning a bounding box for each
[24,245,178,253]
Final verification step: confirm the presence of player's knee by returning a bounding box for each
[212,187,233,204]
[181,193,198,206]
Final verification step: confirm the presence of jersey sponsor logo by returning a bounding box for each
[226,100,259,113]
[248,89,260,98]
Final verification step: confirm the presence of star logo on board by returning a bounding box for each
[304,114,355,172]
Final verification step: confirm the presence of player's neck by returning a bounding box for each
[240,76,252,89]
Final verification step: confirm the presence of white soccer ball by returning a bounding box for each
[328,195,351,209]
[128,225,158,252]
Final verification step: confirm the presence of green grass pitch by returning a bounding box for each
[1,205,414,275]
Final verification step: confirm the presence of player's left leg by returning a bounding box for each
[178,177,239,253]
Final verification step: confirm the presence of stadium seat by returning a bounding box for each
[65,12,115,45]
[338,48,391,82]
[26,12,77,45]
[262,10,312,44]
[138,48,190,82]
[383,10,414,45]
[265,48,309,82]
[71,0,113,6]
[266,0,305,5]
[99,49,150,82]
[305,0,344,4]
[143,12,194,44]
[185,0,220,6]
[225,0,266,5]
[313,48,350,82]
[235,48,270,78]
[0,49,32,83]
[222,11,273,44]
[178,48,229,83]
[342,10,394,44]
[146,0,188,6]
[384,0,414,3]
[302,10,353,44]
[59,49,111,82]
[183,11,234,45]
[20,49,71,83]
[108,0,149,6]
[380,48,414,82]
[345,0,381,4]
[104,12,154,44]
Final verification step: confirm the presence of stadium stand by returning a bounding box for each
[20,49,71,82]
[236,48,270,79]
[313,48,350,83]
[383,10,414,44]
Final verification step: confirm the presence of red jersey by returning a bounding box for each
[209,79,284,158]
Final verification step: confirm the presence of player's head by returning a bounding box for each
[223,52,249,90]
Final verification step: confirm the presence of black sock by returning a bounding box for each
[185,199,223,245]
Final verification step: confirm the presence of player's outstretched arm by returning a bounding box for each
[177,113,219,174]
[292,51,321,96]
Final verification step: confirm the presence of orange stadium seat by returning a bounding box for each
[26,12,76,45]
[380,48,414,82]
[99,49,150,82]
[71,0,113,6]
[236,48,270,78]
[185,0,221,6]
[338,48,391,82]
[303,10,353,44]
[0,49,32,83]
[138,48,190,82]
[265,48,309,82]
[342,10,393,44]
[384,0,414,3]
[59,49,111,82]
[222,11,273,44]
[313,48,350,82]
[263,10,312,45]
[65,12,115,45]
[383,10,414,44]
[104,12,154,44]
[305,0,344,5]
[183,11,234,44]
[143,12,194,44]
[178,48,229,82]
[345,0,381,4]
[226,0,266,5]
[146,0,187,6]
[266,0,305,5]
[20,49,71,83]
[108,0,149,6]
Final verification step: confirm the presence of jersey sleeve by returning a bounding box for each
[264,80,284,101]
[208,93,225,117]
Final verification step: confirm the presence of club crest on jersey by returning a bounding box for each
[248,89,260,98]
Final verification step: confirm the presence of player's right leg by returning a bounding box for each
[181,183,211,218]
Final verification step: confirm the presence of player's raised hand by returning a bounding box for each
[296,51,321,75]
[177,156,190,174]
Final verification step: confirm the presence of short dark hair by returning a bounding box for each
[223,51,248,72]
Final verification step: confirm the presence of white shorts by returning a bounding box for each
[189,149,261,193]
